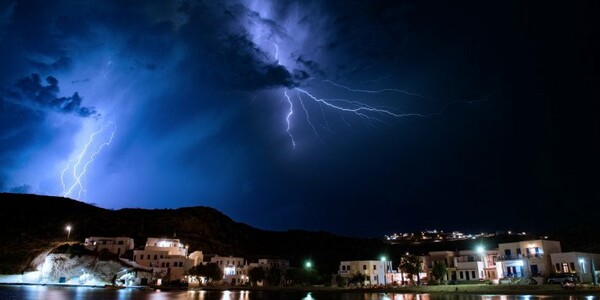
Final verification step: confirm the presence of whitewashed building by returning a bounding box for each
[496,240,561,278]
[454,249,499,281]
[84,237,134,257]
[338,260,393,285]
[133,238,198,283]
[210,256,247,285]
[423,251,457,282]
[550,252,600,283]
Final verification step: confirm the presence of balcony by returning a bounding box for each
[496,254,544,261]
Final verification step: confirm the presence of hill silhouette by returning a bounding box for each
[0,193,386,274]
[2,193,597,275]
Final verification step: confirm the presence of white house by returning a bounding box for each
[496,239,561,279]
[210,256,247,285]
[84,237,134,257]
[133,238,197,284]
[550,252,600,283]
[422,251,457,282]
[454,249,499,281]
[338,260,393,285]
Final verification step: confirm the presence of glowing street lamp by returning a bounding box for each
[65,225,72,240]
[305,260,312,269]
[380,256,387,286]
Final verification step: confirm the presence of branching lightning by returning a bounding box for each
[270,43,488,149]
[323,80,427,98]
[61,122,116,199]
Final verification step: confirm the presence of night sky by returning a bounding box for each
[1,1,598,237]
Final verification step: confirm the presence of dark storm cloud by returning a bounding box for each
[1,0,597,238]
[177,1,300,90]
[6,73,97,117]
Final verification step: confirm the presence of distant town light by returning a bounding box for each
[579,258,585,264]
[380,256,387,262]
[476,246,484,254]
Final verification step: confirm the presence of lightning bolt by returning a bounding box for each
[272,42,279,61]
[269,43,488,149]
[323,80,427,98]
[77,123,117,198]
[61,122,116,199]
[283,90,296,149]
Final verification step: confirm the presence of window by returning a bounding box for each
[166,262,170,267]
[459,271,464,279]
[471,271,476,278]
[504,249,511,256]
[570,262,576,272]
[147,255,151,259]
[160,255,163,259]
[348,266,351,271]
[154,255,157,260]
[516,248,521,255]
[562,263,569,273]
[556,263,561,272]
[363,265,367,270]
[341,266,345,271]
[134,255,136,261]
[118,241,124,245]
[373,265,377,270]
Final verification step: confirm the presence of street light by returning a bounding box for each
[305,261,312,269]
[476,246,485,280]
[380,256,387,286]
[65,225,72,240]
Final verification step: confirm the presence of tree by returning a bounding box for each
[284,267,301,286]
[431,262,448,284]
[248,266,266,285]
[335,274,347,287]
[349,273,366,288]
[266,267,282,286]
[399,255,423,285]
[189,263,222,283]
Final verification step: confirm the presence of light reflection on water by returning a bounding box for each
[0,286,598,300]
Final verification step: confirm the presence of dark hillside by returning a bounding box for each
[2,193,596,275]
[0,193,385,274]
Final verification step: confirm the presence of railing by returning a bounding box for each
[496,254,544,261]
[338,270,350,274]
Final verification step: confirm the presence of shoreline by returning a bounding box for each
[194,284,600,295]
[3,282,600,295]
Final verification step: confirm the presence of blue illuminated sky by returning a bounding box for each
[1,1,598,237]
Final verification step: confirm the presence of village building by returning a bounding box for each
[83,237,134,257]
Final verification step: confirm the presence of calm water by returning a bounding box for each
[1,286,599,300]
